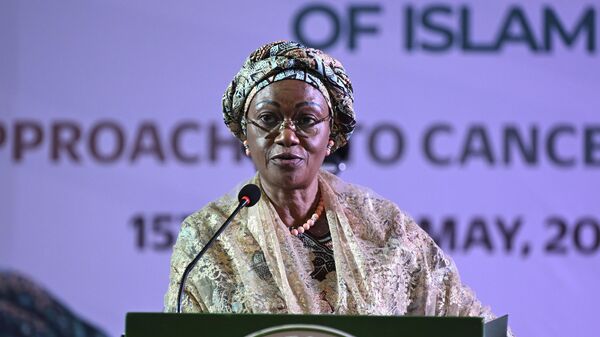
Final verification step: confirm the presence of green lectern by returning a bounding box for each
[124,313,508,337]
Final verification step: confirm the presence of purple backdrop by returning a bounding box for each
[1,1,599,336]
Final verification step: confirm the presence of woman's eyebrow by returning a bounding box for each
[255,99,280,108]
[295,101,322,109]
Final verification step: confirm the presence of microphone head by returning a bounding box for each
[238,184,261,207]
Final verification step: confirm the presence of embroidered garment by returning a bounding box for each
[164,170,504,326]
[297,232,335,281]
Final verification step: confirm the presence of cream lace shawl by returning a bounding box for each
[164,170,498,321]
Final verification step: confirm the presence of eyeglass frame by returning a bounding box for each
[245,114,332,137]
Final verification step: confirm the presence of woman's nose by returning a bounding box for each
[274,126,300,147]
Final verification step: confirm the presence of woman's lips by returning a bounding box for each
[270,153,303,168]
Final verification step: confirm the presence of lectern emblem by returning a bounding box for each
[244,324,356,337]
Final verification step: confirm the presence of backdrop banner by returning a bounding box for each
[1,1,598,337]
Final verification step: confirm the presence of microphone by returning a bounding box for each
[237,183,261,207]
[176,184,261,313]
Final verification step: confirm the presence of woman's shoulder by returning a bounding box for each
[321,169,410,222]
[179,175,257,243]
[185,194,237,226]
[321,170,437,251]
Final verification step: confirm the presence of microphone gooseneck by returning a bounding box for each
[176,184,261,313]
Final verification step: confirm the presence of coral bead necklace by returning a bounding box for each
[289,194,324,236]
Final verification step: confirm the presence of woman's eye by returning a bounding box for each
[296,116,317,127]
[259,114,278,125]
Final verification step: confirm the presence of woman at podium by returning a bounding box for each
[164,41,500,322]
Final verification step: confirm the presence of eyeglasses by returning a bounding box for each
[247,114,331,137]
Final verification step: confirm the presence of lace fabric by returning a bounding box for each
[164,170,512,335]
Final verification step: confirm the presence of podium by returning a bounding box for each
[124,313,508,337]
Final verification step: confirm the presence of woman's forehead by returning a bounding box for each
[251,80,328,109]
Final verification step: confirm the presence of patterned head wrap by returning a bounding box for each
[222,41,356,152]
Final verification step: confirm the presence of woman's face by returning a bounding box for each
[245,79,330,191]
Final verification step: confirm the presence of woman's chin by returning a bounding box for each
[261,168,315,190]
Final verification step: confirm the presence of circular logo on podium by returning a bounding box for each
[244,324,356,337]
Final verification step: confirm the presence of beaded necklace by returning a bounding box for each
[289,194,324,236]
